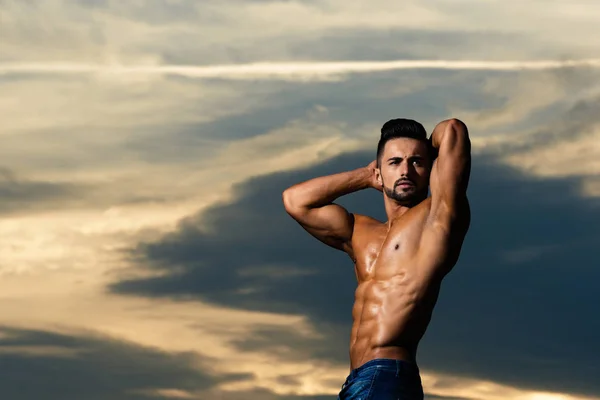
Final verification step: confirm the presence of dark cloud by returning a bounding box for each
[125,67,499,156]
[226,322,349,365]
[112,151,373,325]
[110,146,600,398]
[0,325,251,400]
[106,67,600,173]
[486,89,600,155]
[0,167,88,215]
[146,67,600,161]
[0,166,176,216]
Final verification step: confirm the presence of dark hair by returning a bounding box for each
[376,118,435,168]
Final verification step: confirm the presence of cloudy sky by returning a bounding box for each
[1,0,600,399]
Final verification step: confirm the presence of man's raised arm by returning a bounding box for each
[428,118,471,231]
[282,161,381,257]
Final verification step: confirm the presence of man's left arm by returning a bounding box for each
[426,118,471,236]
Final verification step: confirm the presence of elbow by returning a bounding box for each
[432,118,470,150]
[283,188,310,219]
[446,118,469,140]
[443,118,471,153]
[282,188,298,213]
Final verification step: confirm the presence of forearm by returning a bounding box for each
[283,167,371,210]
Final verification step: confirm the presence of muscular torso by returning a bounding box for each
[347,197,469,370]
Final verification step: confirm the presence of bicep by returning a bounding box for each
[286,203,355,254]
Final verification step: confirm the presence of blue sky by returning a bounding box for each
[1,1,599,399]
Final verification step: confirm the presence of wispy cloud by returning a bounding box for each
[2,59,600,81]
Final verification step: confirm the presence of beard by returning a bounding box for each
[382,178,426,205]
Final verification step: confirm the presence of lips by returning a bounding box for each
[396,180,414,188]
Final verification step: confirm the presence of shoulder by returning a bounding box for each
[349,213,384,244]
[352,213,383,233]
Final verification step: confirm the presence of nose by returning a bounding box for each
[399,160,411,176]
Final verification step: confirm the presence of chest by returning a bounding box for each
[353,218,425,281]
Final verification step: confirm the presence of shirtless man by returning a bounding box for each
[282,118,471,399]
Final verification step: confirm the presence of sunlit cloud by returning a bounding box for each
[2,59,600,81]
[0,105,375,276]
[424,373,599,400]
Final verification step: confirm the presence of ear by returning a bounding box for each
[376,167,382,186]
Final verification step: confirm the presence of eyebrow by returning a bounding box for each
[387,155,425,162]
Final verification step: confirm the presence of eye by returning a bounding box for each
[412,160,422,166]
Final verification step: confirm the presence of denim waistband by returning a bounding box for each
[348,358,419,380]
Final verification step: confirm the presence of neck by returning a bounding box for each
[383,193,426,227]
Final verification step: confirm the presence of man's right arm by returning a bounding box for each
[282,163,378,258]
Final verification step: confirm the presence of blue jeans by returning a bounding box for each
[337,358,424,400]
